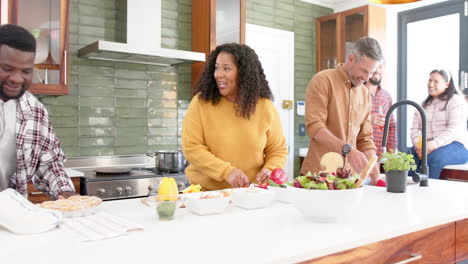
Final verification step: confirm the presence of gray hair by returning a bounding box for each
[352,37,383,63]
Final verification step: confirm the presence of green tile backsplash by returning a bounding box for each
[246,0,332,174]
[37,0,192,157]
[37,0,331,174]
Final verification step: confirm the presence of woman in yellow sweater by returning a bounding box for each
[182,43,288,190]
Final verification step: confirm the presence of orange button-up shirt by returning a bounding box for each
[300,65,375,175]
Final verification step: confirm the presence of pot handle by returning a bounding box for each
[147,153,160,168]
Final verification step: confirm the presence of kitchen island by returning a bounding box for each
[1,179,467,264]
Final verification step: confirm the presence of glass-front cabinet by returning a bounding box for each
[2,0,69,95]
[342,8,365,60]
[316,13,339,72]
[316,5,385,72]
[191,0,245,90]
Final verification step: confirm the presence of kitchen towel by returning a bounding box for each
[60,212,144,242]
[0,188,62,234]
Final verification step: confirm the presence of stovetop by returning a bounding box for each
[82,168,186,182]
[80,168,189,201]
[67,155,190,200]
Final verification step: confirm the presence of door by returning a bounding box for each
[398,0,468,149]
[246,24,295,179]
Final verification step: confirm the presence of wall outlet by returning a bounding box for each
[299,123,306,136]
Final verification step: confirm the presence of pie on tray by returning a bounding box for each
[40,195,102,212]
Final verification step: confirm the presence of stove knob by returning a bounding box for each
[148,185,154,192]
[125,186,132,194]
[177,182,186,191]
[116,187,123,195]
[97,188,106,195]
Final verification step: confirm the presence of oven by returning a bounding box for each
[65,155,190,201]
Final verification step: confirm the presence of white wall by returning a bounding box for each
[302,0,451,102]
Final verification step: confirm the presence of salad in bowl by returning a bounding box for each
[289,169,364,222]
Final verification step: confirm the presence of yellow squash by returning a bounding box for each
[182,184,202,194]
[158,177,179,201]
[416,136,423,149]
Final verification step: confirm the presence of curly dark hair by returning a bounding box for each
[0,24,36,52]
[422,69,458,110]
[194,43,273,119]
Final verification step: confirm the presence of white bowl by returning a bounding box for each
[289,186,363,222]
[269,186,291,203]
[185,192,230,216]
[231,188,274,210]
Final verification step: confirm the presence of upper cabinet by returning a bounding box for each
[316,5,386,72]
[2,0,69,95]
[191,0,245,90]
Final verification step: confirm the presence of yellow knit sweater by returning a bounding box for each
[182,95,287,190]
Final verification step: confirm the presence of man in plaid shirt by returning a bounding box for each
[0,24,75,199]
[365,65,397,158]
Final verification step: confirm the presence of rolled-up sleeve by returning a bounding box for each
[356,102,376,152]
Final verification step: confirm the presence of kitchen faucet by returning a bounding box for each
[382,100,429,186]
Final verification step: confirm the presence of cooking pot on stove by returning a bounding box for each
[147,150,187,173]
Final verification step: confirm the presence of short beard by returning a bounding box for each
[0,82,28,101]
[369,77,381,86]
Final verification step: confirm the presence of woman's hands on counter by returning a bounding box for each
[227,168,250,188]
[256,168,271,185]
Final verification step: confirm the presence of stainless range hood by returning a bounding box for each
[78,0,205,66]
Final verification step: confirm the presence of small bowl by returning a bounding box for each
[185,191,230,216]
[289,186,363,222]
[154,195,179,221]
[231,187,274,210]
[156,200,177,220]
[268,186,291,203]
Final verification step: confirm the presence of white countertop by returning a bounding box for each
[444,163,468,171]
[64,168,84,177]
[1,180,467,264]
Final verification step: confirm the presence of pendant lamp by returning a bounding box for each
[368,0,421,4]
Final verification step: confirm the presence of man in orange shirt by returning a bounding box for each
[301,37,382,185]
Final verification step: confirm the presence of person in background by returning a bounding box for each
[365,64,397,158]
[0,24,75,199]
[182,43,287,190]
[301,37,383,185]
[409,69,468,179]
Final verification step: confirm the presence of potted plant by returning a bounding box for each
[380,151,417,193]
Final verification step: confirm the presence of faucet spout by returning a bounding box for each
[382,100,428,186]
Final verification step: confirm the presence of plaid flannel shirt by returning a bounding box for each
[371,87,397,158]
[11,91,74,199]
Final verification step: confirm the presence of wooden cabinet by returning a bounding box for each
[2,0,69,95]
[316,5,386,72]
[456,219,468,262]
[303,220,468,264]
[27,177,80,204]
[441,168,468,182]
[191,0,245,90]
